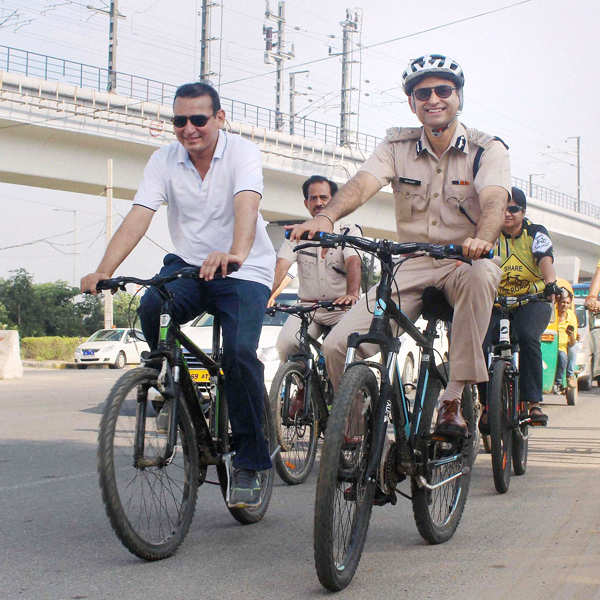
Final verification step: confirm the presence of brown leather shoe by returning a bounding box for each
[434,398,468,438]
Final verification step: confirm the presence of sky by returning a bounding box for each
[0,0,597,285]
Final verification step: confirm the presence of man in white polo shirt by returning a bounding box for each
[81,82,275,508]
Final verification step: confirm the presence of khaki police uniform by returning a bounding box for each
[322,122,510,388]
[276,221,362,362]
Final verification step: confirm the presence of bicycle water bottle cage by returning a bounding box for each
[421,287,454,322]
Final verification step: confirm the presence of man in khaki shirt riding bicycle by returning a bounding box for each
[272,176,362,363]
[289,54,510,438]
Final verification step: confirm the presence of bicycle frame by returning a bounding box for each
[341,245,448,485]
[136,289,226,468]
[486,293,548,430]
[285,310,331,422]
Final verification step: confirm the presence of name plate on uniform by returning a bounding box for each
[189,368,210,383]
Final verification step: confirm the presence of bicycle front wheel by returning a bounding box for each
[97,368,199,560]
[512,388,528,476]
[270,361,319,485]
[314,365,378,592]
[488,360,512,493]
[411,368,473,544]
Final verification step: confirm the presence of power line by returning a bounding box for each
[219,0,533,87]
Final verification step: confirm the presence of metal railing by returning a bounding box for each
[0,44,380,153]
[512,176,599,221]
[1,44,596,220]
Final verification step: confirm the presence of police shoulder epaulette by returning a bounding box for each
[467,127,509,179]
[384,127,421,143]
[466,127,509,150]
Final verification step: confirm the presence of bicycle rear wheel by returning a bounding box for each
[314,365,378,591]
[217,387,275,524]
[97,368,199,560]
[269,361,319,485]
[488,360,512,493]
[411,370,473,544]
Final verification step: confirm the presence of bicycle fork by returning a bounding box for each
[135,358,180,468]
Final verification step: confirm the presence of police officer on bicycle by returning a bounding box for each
[81,82,275,508]
[289,54,510,438]
[271,175,362,414]
[480,186,559,428]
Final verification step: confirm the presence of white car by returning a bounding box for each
[394,317,449,387]
[180,292,298,386]
[74,328,150,369]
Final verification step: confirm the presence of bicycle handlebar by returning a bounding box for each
[95,264,239,293]
[266,300,341,317]
[494,291,548,309]
[285,230,494,261]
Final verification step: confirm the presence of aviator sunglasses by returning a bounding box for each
[171,114,212,128]
[506,205,524,214]
[413,85,456,101]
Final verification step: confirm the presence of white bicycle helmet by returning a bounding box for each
[402,54,464,96]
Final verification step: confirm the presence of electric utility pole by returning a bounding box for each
[104,159,114,329]
[87,1,126,92]
[199,0,218,81]
[330,9,360,147]
[566,136,582,211]
[289,70,309,135]
[263,1,294,131]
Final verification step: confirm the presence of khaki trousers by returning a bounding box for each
[322,256,502,390]
[276,306,348,362]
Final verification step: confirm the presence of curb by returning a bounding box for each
[23,361,77,369]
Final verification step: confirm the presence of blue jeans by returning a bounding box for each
[482,300,553,404]
[138,254,271,471]
[556,344,579,383]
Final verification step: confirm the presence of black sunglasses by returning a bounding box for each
[171,114,212,128]
[413,85,456,101]
[506,205,524,214]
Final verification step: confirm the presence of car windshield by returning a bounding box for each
[191,293,298,328]
[88,329,125,342]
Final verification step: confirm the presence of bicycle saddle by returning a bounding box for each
[421,287,454,322]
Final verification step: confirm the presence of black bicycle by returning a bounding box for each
[291,231,482,591]
[267,301,345,484]
[484,292,548,494]
[95,267,275,561]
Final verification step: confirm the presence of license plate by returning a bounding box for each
[83,349,95,356]
[189,368,210,383]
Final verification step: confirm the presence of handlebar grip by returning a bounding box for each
[446,244,494,260]
[284,230,327,241]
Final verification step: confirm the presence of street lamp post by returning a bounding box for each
[566,136,581,212]
[528,173,544,196]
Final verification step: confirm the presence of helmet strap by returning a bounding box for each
[430,116,457,137]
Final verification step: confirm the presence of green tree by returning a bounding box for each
[0,301,8,329]
[35,281,83,336]
[360,254,381,293]
[0,269,42,336]
[113,291,142,328]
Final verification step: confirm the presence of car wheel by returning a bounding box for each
[110,351,126,370]
[578,373,592,391]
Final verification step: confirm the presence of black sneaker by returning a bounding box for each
[229,468,261,508]
[529,405,548,427]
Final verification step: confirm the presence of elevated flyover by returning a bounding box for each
[1,62,599,278]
